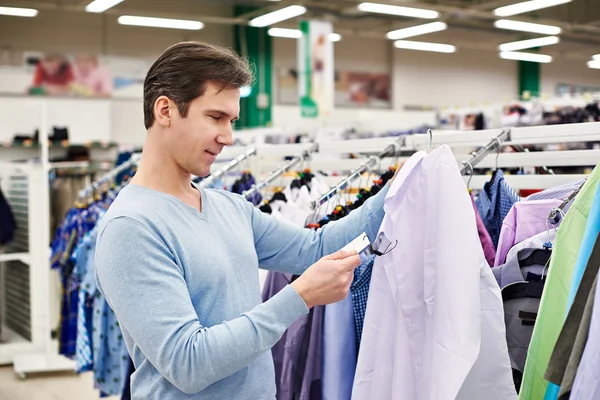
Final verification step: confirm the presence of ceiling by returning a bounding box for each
[4,0,600,55]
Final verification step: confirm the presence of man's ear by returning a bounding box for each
[154,96,173,128]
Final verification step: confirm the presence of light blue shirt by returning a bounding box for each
[94,183,388,399]
[322,293,356,400]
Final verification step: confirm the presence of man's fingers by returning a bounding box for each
[328,248,358,260]
[339,254,361,271]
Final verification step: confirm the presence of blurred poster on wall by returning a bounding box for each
[4,52,149,98]
[278,68,392,109]
[336,71,391,108]
[297,20,334,118]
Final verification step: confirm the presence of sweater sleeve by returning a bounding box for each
[249,183,389,275]
[95,216,308,395]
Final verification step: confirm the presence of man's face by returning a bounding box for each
[166,81,240,178]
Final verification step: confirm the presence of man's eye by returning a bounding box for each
[210,115,221,121]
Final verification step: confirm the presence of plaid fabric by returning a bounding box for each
[475,170,520,247]
[351,255,375,348]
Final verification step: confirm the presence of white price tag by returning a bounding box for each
[342,232,371,254]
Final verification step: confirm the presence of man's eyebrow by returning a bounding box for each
[206,109,239,121]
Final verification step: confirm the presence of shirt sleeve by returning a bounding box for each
[95,216,309,395]
[248,183,390,275]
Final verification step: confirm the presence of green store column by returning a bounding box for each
[518,61,540,99]
[234,6,273,129]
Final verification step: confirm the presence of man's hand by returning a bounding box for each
[291,249,361,309]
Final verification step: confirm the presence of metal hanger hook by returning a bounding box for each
[494,137,502,170]
[464,161,474,190]
[427,129,433,150]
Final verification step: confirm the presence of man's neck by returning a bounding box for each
[130,136,195,199]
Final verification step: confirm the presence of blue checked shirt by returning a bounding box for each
[351,254,375,347]
[475,170,520,248]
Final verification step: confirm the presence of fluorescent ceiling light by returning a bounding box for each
[394,40,456,53]
[85,0,125,13]
[118,15,204,30]
[249,5,306,27]
[500,51,552,63]
[588,60,600,69]
[499,35,559,51]
[0,6,38,17]
[494,0,572,17]
[387,22,447,40]
[267,27,302,38]
[593,54,600,61]
[494,19,561,35]
[329,33,342,42]
[358,2,439,19]
[268,28,342,41]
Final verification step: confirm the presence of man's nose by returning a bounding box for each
[217,126,234,146]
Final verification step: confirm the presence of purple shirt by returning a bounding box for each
[262,271,324,400]
[494,199,562,267]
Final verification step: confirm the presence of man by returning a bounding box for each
[95,41,395,399]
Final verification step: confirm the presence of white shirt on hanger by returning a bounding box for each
[352,145,516,400]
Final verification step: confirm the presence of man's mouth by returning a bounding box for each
[205,150,219,157]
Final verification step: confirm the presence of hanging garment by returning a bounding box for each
[566,278,600,400]
[476,169,521,248]
[471,193,496,267]
[518,164,600,400]
[544,172,600,400]
[351,255,375,347]
[492,229,555,392]
[494,199,562,267]
[279,305,324,400]
[322,291,356,400]
[262,272,295,397]
[353,147,516,400]
[545,233,600,398]
[0,187,17,245]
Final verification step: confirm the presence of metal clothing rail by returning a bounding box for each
[77,153,141,201]
[200,147,257,188]
[310,137,406,210]
[460,128,511,175]
[242,144,318,201]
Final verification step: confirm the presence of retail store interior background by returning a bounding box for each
[0,0,600,399]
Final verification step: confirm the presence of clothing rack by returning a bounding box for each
[200,147,257,188]
[460,129,512,175]
[242,144,318,201]
[77,153,141,201]
[310,137,407,210]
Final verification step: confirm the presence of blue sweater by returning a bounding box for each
[95,183,388,399]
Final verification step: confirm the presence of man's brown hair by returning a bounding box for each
[143,41,253,129]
